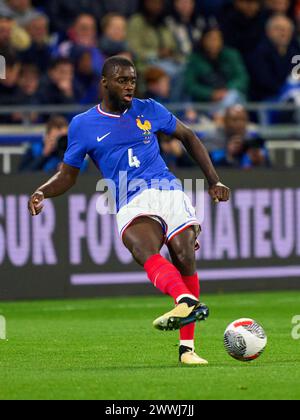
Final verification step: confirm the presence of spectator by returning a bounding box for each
[211,135,248,167]
[218,0,270,59]
[265,0,294,17]
[44,0,104,34]
[201,105,262,151]
[0,0,38,26]
[127,0,181,76]
[211,136,270,168]
[166,0,206,58]
[0,50,21,105]
[99,13,130,57]
[74,49,100,104]
[185,24,249,115]
[243,138,271,168]
[19,115,69,172]
[247,14,300,101]
[57,14,104,77]
[20,12,52,72]
[208,105,270,167]
[62,13,98,49]
[182,106,203,124]
[0,50,21,123]
[0,11,14,50]
[294,1,300,38]
[0,0,8,15]
[39,57,82,104]
[12,64,41,123]
[295,0,300,22]
[0,10,30,51]
[160,136,195,169]
[144,66,171,103]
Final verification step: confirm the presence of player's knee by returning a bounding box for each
[175,248,196,274]
[131,244,158,267]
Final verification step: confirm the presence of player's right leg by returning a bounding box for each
[122,217,201,331]
[168,228,208,365]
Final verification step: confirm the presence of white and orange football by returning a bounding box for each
[224,318,267,362]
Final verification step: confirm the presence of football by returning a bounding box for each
[224,318,267,362]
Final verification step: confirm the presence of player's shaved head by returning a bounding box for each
[102,56,135,79]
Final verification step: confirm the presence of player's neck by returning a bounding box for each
[101,99,128,116]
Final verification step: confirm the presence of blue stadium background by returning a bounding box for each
[1,0,300,299]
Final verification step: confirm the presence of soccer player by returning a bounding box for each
[28,56,230,365]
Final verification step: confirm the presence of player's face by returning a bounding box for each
[104,66,137,111]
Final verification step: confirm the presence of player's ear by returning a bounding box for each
[101,77,108,89]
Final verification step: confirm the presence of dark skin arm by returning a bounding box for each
[28,163,80,216]
[172,120,230,202]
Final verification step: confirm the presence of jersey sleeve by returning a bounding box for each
[63,116,87,169]
[151,99,177,135]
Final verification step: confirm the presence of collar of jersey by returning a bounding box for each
[97,104,129,118]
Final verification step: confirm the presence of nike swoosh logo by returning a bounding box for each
[97,132,111,142]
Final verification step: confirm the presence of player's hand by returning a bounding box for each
[28,191,45,216]
[209,182,230,204]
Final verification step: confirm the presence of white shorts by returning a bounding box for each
[116,189,201,246]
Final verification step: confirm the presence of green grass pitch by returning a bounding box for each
[0,290,300,400]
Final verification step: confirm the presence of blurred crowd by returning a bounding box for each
[1,0,300,171]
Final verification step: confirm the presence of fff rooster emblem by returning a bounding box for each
[136,116,152,137]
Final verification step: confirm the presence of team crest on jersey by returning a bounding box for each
[136,116,152,137]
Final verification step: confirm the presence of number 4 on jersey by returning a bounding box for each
[128,148,141,168]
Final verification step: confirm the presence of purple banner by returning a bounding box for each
[0,171,300,299]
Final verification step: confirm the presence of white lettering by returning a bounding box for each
[215,201,238,259]
[235,190,253,259]
[254,190,271,258]
[69,195,86,265]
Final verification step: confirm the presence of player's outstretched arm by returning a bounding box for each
[28,163,80,216]
[172,120,230,202]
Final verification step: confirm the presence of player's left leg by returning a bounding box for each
[168,227,209,365]
[122,217,203,331]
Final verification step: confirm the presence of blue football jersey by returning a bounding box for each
[63,98,182,210]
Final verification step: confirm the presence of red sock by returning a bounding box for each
[144,255,195,302]
[180,273,200,341]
